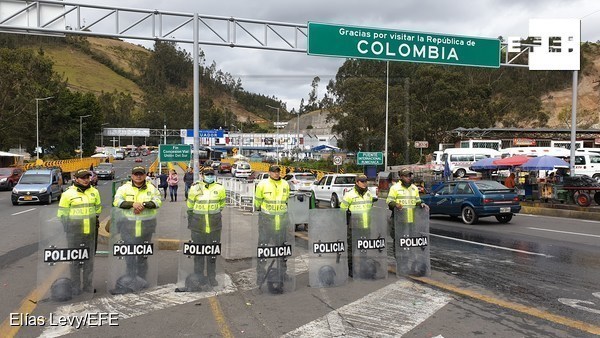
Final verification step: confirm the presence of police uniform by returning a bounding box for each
[386,169,423,257]
[113,166,162,279]
[57,169,102,293]
[254,165,290,283]
[340,175,375,277]
[187,167,226,285]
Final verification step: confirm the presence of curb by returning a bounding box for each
[521,205,600,221]
[98,217,181,251]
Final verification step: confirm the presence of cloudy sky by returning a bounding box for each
[68,0,600,112]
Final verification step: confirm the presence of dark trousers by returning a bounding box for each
[191,230,221,278]
[118,220,156,280]
[256,213,289,281]
[67,232,95,290]
[169,185,178,201]
[347,225,370,277]
[184,183,192,199]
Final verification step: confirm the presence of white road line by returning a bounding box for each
[11,208,36,216]
[527,227,600,239]
[283,280,451,337]
[40,276,237,337]
[519,213,600,224]
[429,233,553,258]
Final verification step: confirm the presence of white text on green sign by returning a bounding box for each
[159,144,191,162]
[308,22,500,68]
[357,152,383,165]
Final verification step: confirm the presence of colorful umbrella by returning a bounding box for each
[470,157,499,170]
[521,155,569,171]
[493,155,531,166]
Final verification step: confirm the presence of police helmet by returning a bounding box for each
[185,273,208,292]
[318,265,336,286]
[359,258,380,279]
[410,260,428,277]
[111,275,148,295]
[266,268,285,294]
[51,278,73,302]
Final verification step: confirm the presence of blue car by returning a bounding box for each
[422,180,521,225]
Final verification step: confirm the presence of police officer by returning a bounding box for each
[57,168,102,294]
[113,166,162,280]
[340,174,375,277]
[254,165,290,284]
[187,167,226,286]
[386,168,427,257]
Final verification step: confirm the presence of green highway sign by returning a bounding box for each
[357,152,384,165]
[159,144,191,162]
[307,22,500,68]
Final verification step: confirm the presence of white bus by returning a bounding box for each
[500,147,570,158]
[441,148,501,178]
[459,139,502,150]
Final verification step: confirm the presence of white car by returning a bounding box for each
[232,161,252,178]
[284,172,316,191]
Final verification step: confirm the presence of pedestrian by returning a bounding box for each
[504,173,516,189]
[183,167,194,201]
[157,170,168,199]
[340,174,375,278]
[186,167,226,287]
[254,165,291,286]
[112,166,162,288]
[57,168,102,295]
[386,168,427,258]
[167,169,179,202]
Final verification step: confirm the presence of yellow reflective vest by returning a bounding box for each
[340,186,374,228]
[254,178,290,215]
[187,182,226,233]
[57,185,102,234]
[386,182,421,223]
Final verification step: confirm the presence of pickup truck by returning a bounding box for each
[310,174,378,208]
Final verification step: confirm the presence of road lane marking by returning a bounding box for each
[527,227,600,239]
[208,297,234,338]
[283,280,451,337]
[519,214,600,224]
[11,208,36,216]
[429,233,553,257]
[40,277,237,337]
[411,276,600,336]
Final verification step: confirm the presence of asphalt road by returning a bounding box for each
[1,161,599,337]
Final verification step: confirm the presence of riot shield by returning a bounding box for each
[254,211,296,294]
[176,205,229,292]
[308,209,347,287]
[350,208,388,281]
[38,205,97,302]
[394,206,431,277]
[108,207,158,295]
[288,192,311,231]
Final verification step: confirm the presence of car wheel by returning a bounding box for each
[455,169,466,178]
[46,193,53,205]
[495,214,513,224]
[594,174,600,183]
[12,200,18,206]
[461,206,478,225]
[330,194,339,208]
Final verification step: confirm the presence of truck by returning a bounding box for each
[310,174,378,208]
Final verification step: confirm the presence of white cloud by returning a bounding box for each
[68,0,600,111]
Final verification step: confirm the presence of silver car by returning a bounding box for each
[284,172,316,191]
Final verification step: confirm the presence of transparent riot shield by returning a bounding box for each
[394,206,431,277]
[351,208,388,280]
[308,209,347,287]
[254,211,296,294]
[38,205,97,302]
[108,207,158,295]
[288,192,311,231]
[176,205,229,292]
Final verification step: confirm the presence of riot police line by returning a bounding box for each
[39,179,430,303]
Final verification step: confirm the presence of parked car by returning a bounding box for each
[94,163,115,180]
[310,174,378,208]
[211,161,221,170]
[218,162,232,174]
[0,167,23,190]
[421,180,521,225]
[135,157,143,163]
[11,168,63,205]
[284,172,316,191]
[231,161,252,178]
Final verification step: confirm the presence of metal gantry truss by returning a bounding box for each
[0,0,308,52]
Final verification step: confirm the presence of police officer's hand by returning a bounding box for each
[132,202,144,214]
[395,203,403,210]
[420,203,429,210]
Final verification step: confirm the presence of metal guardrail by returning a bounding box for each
[23,157,108,174]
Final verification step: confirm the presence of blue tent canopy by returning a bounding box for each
[521,156,569,171]
[311,144,340,152]
[470,157,499,171]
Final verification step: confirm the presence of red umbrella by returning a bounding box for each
[493,155,531,166]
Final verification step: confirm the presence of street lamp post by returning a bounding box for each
[35,96,53,162]
[266,105,280,164]
[79,115,92,159]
